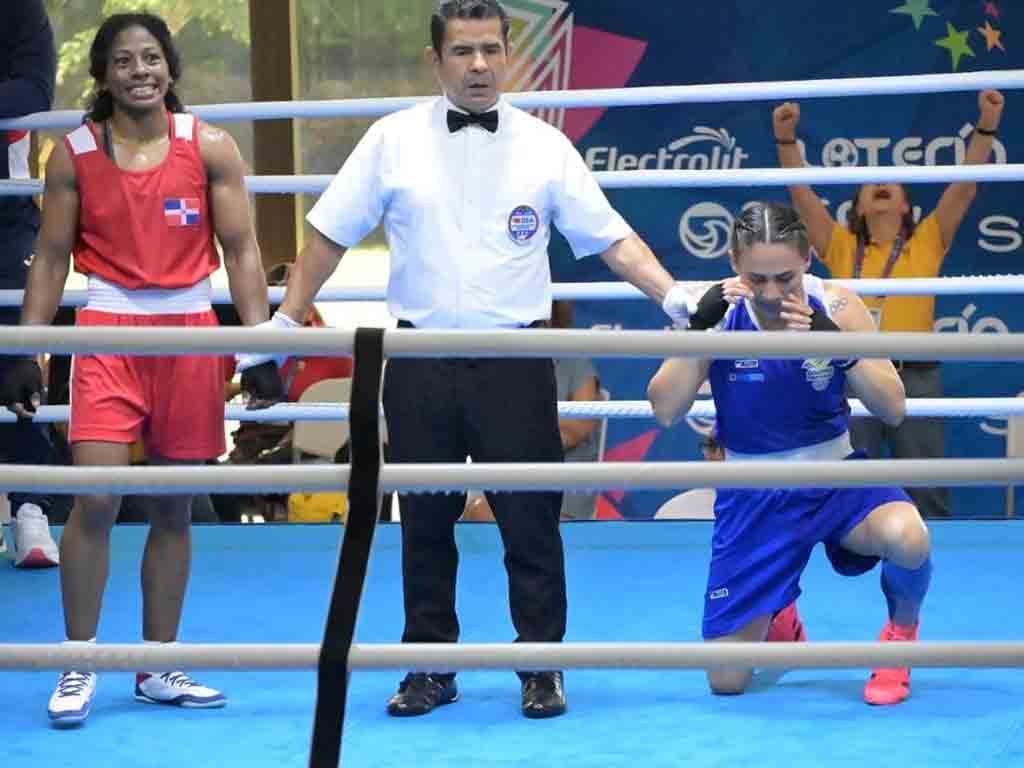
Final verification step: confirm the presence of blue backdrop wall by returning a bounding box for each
[525,0,1023,518]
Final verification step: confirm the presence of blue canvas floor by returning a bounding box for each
[2,521,1024,768]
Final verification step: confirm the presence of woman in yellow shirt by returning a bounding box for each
[771,90,1005,518]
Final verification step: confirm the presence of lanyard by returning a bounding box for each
[854,236,904,280]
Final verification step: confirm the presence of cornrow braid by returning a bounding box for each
[730,202,810,261]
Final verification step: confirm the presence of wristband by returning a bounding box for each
[235,312,303,372]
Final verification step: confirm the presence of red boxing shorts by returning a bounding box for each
[70,308,227,460]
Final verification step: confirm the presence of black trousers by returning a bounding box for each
[382,352,566,658]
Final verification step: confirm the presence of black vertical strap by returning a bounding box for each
[309,327,385,768]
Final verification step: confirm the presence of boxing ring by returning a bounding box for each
[1,69,1024,768]
[6,524,1024,768]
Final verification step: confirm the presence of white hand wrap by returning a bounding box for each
[235,311,303,371]
[661,283,697,329]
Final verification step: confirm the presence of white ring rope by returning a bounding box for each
[5,397,1024,424]
[2,164,1021,198]
[2,74,1019,687]
[3,275,1024,309]
[0,459,1020,495]
[0,641,1021,672]
[0,326,1021,360]
[1,70,1021,131]
[554,397,1024,420]
[590,165,1024,190]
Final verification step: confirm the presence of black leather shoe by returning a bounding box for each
[521,671,566,718]
[386,673,459,717]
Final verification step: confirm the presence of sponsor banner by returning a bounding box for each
[515,0,1022,517]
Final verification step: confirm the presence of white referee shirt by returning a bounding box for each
[306,95,633,329]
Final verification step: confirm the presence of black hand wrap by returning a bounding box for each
[809,309,840,332]
[240,360,286,404]
[688,282,729,331]
[809,309,857,370]
[0,357,43,415]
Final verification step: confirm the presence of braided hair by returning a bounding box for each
[729,202,810,264]
[84,13,185,123]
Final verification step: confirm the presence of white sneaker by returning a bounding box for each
[135,671,226,708]
[48,671,97,726]
[12,503,59,568]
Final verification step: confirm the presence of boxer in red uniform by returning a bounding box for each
[2,13,283,726]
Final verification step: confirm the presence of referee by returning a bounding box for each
[273,0,691,720]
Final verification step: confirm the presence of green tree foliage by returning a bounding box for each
[44,0,254,158]
[44,0,441,227]
[298,1,434,177]
[47,0,250,108]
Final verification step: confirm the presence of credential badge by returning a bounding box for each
[508,205,539,245]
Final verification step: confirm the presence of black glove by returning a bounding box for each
[0,356,44,417]
[688,282,729,330]
[240,360,285,406]
[809,309,857,370]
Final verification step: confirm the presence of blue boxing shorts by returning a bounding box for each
[702,466,910,639]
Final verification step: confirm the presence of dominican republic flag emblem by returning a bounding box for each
[164,197,200,226]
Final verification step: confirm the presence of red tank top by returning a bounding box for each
[65,112,219,289]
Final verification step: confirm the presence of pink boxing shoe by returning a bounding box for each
[864,621,918,705]
[766,601,808,643]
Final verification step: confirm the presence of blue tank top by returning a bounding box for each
[708,275,850,454]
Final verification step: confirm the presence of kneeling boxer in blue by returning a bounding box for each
[648,202,931,705]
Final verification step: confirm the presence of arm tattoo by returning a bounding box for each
[829,296,848,315]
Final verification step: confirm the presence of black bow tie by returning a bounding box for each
[447,109,499,134]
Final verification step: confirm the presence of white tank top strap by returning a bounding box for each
[173,112,196,142]
[725,430,853,462]
[803,274,828,308]
[85,275,212,315]
[66,124,98,156]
